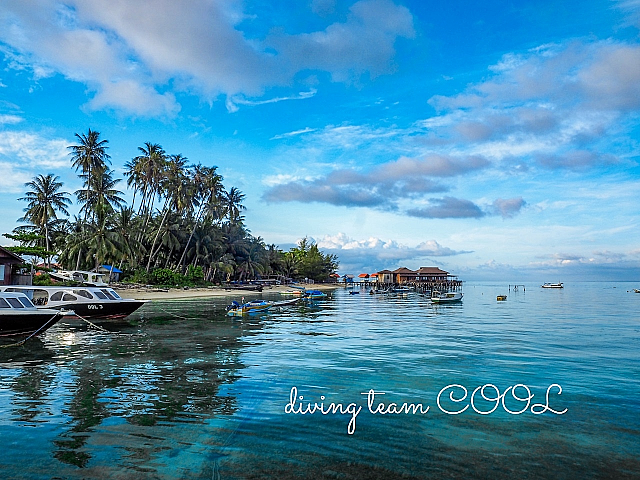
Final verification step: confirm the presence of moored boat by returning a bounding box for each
[49,269,109,286]
[0,286,147,319]
[497,295,507,301]
[541,283,564,288]
[431,291,463,303]
[226,299,272,316]
[303,290,327,299]
[0,292,66,337]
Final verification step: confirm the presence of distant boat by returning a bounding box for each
[226,299,272,316]
[0,286,147,319]
[304,290,327,299]
[634,289,640,293]
[0,292,66,338]
[431,291,463,303]
[497,295,507,301]
[349,291,360,295]
[50,269,108,286]
[389,286,413,294]
[541,283,564,288]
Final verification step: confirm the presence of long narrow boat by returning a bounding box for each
[304,290,327,299]
[0,292,66,337]
[541,283,564,288]
[431,291,463,303]
[0,286,147,319]
[226,299,272,316]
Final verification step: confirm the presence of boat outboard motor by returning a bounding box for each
[226,300,240,311]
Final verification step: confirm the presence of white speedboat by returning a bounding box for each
[541,283,564,288]
[0,292,66,337]
[49,270,108,286]
[0,286,147,319]
[431,291,463,303]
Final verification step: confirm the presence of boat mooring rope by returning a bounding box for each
[70,312,112,332]
[0,312,62,349]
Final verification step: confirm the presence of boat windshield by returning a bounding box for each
[100,289,116,300]
[18,297,35,308]
[6,298,24,308]
[73,289,94,299]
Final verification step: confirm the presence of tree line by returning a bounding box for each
[5,129,339,284]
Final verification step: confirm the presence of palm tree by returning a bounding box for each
[145,154,190,271]
[68,129,110,268]
[18,174,71,267]
[69,129,111,197]
[223,187,246,224]
[76,168,125,221]
[80,205,120,271]
[130,142,167,232]
[176,165,223,272]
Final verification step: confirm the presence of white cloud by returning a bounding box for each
[314,232,471,272]
[0,114,22,124]
[0,130,69,168]
[0,0,414,116]
[0,160,31,193]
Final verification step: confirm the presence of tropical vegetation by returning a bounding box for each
[4,129,339,285]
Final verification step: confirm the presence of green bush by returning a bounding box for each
[33,273,55,286]
[149,268,181,286]
[186,265,204,283]
[125,269,150,285]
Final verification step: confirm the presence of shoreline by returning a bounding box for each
[113,283,340,300]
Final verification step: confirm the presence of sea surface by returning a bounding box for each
[0,282,639,479]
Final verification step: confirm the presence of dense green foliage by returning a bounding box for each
[4,129,339,284]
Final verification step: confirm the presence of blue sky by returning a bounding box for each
[1,0,639,281]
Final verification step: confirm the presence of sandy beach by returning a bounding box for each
[112,283,340,300]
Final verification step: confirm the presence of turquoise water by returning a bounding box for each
[0,282,639,479]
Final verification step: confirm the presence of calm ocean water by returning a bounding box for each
[0,282,639,479]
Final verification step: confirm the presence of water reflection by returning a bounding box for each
[0,298,261,476]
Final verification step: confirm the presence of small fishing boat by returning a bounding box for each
[349,291,360,295]
[369,288,386,295]
[304,290,327,299]
[0,292,66,337]
[541,283,564,288]
[633,289,640,293]
[431,291,463,303]
[390,286,413,294]
[497,295,507,301]
[0,286,147,319]
[226,299,272,316]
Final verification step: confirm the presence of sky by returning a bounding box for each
[1,0,639,282]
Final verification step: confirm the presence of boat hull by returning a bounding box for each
[0,311,64,337]
[431,292,463,303]
[53,300,147,319]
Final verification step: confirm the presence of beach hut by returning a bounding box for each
[392,267,418,284]
[97,265,123,282]
[0,246,28,285]
[342,274,354,284]
[357,273,370,284]
[377,269,394,285]
[416,266,450,282]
